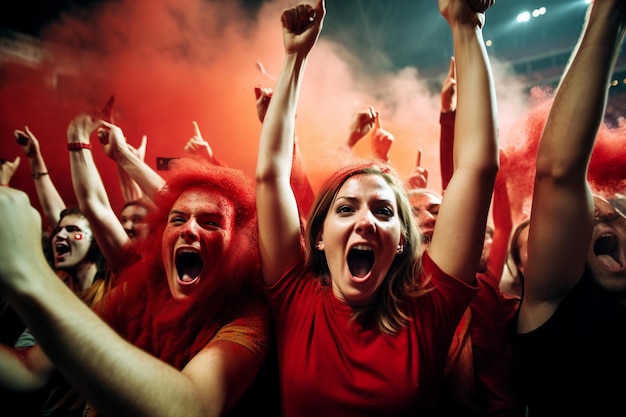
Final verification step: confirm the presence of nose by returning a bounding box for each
[180,219,199,242]
[419,210,436,221]
[356,212,376,234]
[594,202,619,223]
[122,219,133,231]
[54,227,69,239]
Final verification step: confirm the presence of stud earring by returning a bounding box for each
[316,241,324,250]
[396,245,403,254]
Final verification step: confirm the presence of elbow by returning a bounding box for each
[255,162,280,185]
[534,155,587,186]
[480,156,500,183]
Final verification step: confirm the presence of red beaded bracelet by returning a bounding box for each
[67,142,92,151]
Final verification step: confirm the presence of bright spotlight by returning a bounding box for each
[517,11,531,23]
[532,7,547,18]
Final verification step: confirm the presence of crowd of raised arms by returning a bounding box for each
[0,1,625,416]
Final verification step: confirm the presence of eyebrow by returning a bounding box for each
[335,196,394,204]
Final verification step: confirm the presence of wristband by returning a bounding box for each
[67,142,92,151]
[31,171,49,179]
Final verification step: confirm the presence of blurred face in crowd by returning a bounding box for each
[587,195,626,296]
[408,189,441,252]
[52,214,93,270]
[120,203,149,240]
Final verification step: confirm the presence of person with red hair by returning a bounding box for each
[0,141,272,416]
[516,1,626,415]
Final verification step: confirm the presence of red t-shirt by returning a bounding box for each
[266,252,477,417]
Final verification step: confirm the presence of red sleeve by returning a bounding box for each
[486,152,514,285]
[439,111,455,192]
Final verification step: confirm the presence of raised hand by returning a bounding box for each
[14,126,40,158]
[441,56,457,113]
[439,0,494,27]
[406,149,429,190]
[68,113,101,145]
[99,120,129,162]
[254,86,274,124]
[281,0,325,56]
[347,106,377,148]
[371,114,394,162]
[183,121,217,164]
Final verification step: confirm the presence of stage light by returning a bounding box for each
[517,11,531,23]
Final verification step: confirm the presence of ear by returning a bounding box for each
[316,233,324,251]
[396,235,406,255]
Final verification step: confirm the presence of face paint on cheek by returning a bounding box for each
[73,233,86,240]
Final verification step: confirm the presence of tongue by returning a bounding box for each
[597,254,621,270]
[352,265,369,278]
[181,273,196,283]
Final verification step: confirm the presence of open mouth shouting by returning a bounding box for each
[347,244,375,280]
[54,240,71,264]
[175,248,205,285]
[594,233,624,272]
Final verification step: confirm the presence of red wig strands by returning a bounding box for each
[96,157,262,369]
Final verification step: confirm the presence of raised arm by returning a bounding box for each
[15,127,66,228]
[116,135,147,202]
[97,95,145,203]
[67,113,130,271]
[430,0,498,284]
[439,56,457,192]
[255,0,326,285]
[100,121,165,201]
[520,0,626,331]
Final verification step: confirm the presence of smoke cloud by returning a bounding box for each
[4,0,622,232]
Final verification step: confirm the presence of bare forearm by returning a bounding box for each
[28,155,64,226]
[117,164,144,203]
[116,150,164,201]
[7,266,214,417]
[256,53,306,182]
[452,24,498,174]
[537,0,625,176]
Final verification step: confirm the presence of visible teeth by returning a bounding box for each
[178,249,198,254]
[353,244,372,251]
